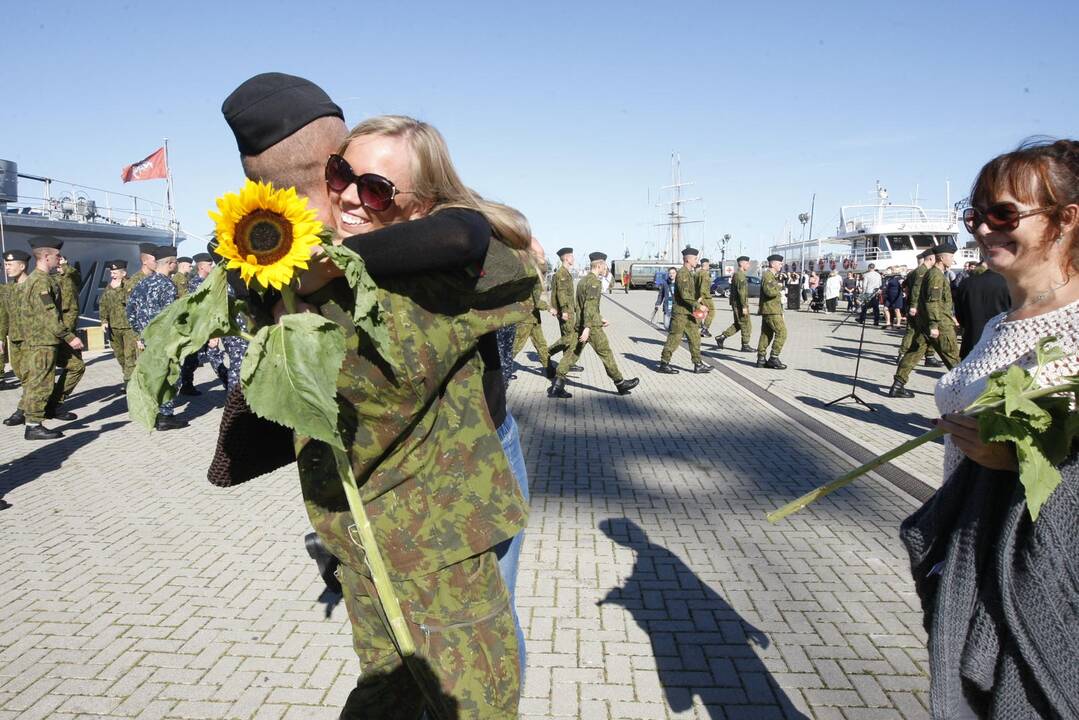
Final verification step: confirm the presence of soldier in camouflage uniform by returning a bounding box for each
[656,246,712,374]
[509,266,550,374]
[178,253,229,392]
[756,254,788,369]
[172,256,193,298]
[46,255,85,418]
[896,249,940,366]
[696,258,716,337]
[717,255,753,351]
[548,252,638,398]
[545,247,582,378]
[11,239,85,439]
[126,246,188,430]
[889,242,960,397]
[0,250,31,402]
[98,260,138,383]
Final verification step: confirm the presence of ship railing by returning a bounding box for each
[4,173,174,231]
[837,204,957,234]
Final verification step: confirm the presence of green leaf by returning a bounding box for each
[967,369,1008,410]
[1039,401,1079,465]
[1002,364,1033,416]
[1014,435,1063,522]
[320,243,391,360]
[240,313,347,449]
[127,266,231,429]
[1035,335,1066,370]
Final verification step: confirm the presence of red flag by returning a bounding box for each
[120,147,168,183]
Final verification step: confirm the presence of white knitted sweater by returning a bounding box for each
[935,298,1079,480]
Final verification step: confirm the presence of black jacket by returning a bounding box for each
[954,268,1011,359]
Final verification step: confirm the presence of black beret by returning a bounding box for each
[192,253,213,263]
[767,254,784,262]
[932,239,957,255]
[223,72,344,156]
[28,237,63,250]
[699,258,710,264]
[681,246,699,256]
[106,259,128,270]
[556,247,573,257]
[151,246,178,261]
[588,251,607,262]
[177,256,193,264]
[736,255,750,262]
[139,242,158,255]
[3,249,30,263]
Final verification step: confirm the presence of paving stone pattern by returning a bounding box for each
[0,289,935,719]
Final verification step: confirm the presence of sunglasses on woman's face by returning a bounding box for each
[962,203,1053,233]
[325,154,411,212]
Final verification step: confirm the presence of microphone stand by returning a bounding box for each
[825,292,877,412]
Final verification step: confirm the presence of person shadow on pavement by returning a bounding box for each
[597,518,808,720]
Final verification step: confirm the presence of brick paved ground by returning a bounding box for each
[0,288,938,719]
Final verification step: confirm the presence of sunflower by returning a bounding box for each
[208,180,323,290]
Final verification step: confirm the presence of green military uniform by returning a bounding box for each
[894,265,959,384]
[171,271,190,298]
[99,282,138,381]
[696,267,716,333]
[546,264,576,359]
[897,262,935,360]
[14,269,73,423]
[756,268,787,363]
[47,267,86,410]
[299,240,534,718]
[510,276,550,368]
[718,268,753,348]
[659,265,707,366]
[0,284,11,373]
[125,270,149,298]
[554,273,624,383]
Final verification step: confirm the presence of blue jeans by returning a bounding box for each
[494,413,528,682]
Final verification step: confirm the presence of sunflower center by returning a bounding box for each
[233,209,294,265]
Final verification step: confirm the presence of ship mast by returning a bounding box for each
[654,153,702,261]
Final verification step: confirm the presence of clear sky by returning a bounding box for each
[4,0,1077,264]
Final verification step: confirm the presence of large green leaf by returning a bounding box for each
[320,243,391,360]
[127,267,231,429]
[1014,435,1062,522]
[240,313,347,449]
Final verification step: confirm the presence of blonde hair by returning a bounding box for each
[340,115,530,249]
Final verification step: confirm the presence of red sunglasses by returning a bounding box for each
[325,154,413,212]
[962,203,1054,233]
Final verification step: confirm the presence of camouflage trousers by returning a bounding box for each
[221,335,248,389]
[660,312,703,365]
[894,325,958,384]
[720,308,752,346]
[757,314,787,359]
[7,340,26,383]
[180,341,227,388]
[48,343,85,408]
[555,326,623,383]
[18,344,58,423]
[546,315,576,358]
[700,298,715,331]
[110,328,138,382]
[338,550,520,720]
[897,320,935,359]
[510,317,549,368]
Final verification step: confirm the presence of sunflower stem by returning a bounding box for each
[281,286,298,315]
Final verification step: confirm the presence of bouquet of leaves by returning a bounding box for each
[768,337,1079,524]
[127,179,415,655]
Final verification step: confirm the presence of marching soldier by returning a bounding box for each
[510,254,551,375]
[172,256,193,298]
[756,254,788,369]
[696,258,716,337]
[716,255,753,351]
[11,239,85,439]
[889,242,960,397]
[896,248,941,367]
[0,250,31,398]
[656,247,712,374]
[546,246,582,378]
[98,260,138,384]
[47,249,86,418]
[549,252,638,398]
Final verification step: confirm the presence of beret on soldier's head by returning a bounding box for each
[151,246,177,261]
[139,242,158,255]
[177,256,193,264]
[3,249,30,263]
[588,251,607,262]
[767,254,784,262]
[106,259,128,270]
[737,255,750,262]
[700,258,710,264]
[933,239,958,255]
[556,247,573,257]
[192,253,213,263]
[28,237,63,250]
[681,246,699,257]
[222,72,344,156]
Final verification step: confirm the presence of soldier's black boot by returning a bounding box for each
[765,356,787,370]
[656,362,678,374]
[700,327,712,337]
[217,366,230,390]
[693,362,712,374]
[547,378,572,399]
[154,413,188,431]
[740,344,753,352]
[304,532,342,595]
[570,364,584,373]
[924,356,943,368]
[43,401,77,422]
[615,378,639,395]
[545,361,557,380]
[178,384,202,396]
[3,409,25,426]
[889,379,915,398]
[716,335,725,349]
[24,424,62,441]
[756,356,767,368]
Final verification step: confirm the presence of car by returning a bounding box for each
[711,275,762,298]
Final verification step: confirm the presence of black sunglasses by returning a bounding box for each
[962,203,1053,233]
[325,154,413,212]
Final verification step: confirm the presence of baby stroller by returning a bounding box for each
[809,285,825,313]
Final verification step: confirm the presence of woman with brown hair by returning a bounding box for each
[901,138,1079,719]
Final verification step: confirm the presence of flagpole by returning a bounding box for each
[163,137,177,246]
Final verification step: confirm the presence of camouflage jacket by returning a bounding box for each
[126,273,177,336]
[125,270,150,301]
[922,266,954,331]
[15,270,73,346]
[528,276,549,320]
[0,284,11,339]
[52,269,80,333]
[695,269,714,305]
[297,239,535,580]
[575,273,604,331]
[758,270,784,315]
[549,266,575,317]
[98,284,131,329]
[672,266,699,316]
[729,270,749,311]
[172,272,190,298]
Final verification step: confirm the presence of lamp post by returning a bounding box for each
[720,233,731,270]
[798,212,810,270]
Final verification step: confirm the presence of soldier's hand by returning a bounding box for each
[579,328,590,343]
[930,327,939,339]
[561,311,569,321]
[908,308,917,317]
[548,308,558,317]
[0,341,4,355]
[137,339,145,351]
[601,319,609,327]
[68,337,85,351]
[742,308,748,316]
[208,338,220,349]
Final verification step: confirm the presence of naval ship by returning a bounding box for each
[0,159,186,325]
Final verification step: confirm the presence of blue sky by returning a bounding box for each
[4,0,1077,263]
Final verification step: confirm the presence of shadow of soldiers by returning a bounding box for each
[339,656,460,720]
[597,518,808,720]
